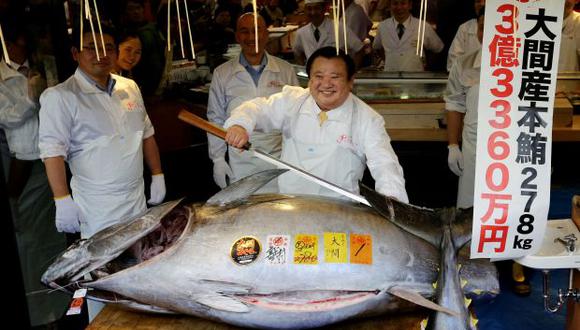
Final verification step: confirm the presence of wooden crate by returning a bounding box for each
[370,97,572,129]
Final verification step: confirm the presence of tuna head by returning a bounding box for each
[41,199,182,289]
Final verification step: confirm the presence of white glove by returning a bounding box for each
[447,144,464,176]
[148,173,166,205]
[213,158,233,188]
[54,195,82,233]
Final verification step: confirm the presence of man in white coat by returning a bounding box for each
[446,9,533,293]
[0,24,69,328]
[372,0,444,71]
[207,13,299,192]
[344,0,372,42]
[559,0,580,71]
[293,0,364,67]
[223,46,408,203]
[447,0,485,71]
[39,25,166,318]
[445,10,484,209]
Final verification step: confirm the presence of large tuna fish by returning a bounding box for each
[42,170,498,329]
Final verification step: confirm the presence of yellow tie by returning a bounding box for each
[318,111,328,126]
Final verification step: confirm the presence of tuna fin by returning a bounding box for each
[206,169,288,207]
[197,279,252,294]
[386,286,459,317]
[359,183,441,247]
[458,245,500,298]
[194,294,250,313]
[451,207,473,249]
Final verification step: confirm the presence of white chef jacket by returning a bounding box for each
[444,48,482,208]
[224,85,408,203]
[559,11,580,72]
[447,18,480,71]
[345,2,372,41]
[207,53,299,185]
[293,18,365,61]
[373,16,444,72]
[0,60,40,160]
[39,69,154,160]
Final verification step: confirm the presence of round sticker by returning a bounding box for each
[231,236,261,265]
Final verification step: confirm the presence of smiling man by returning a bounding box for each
[223,46,408,202]
[207,13,298,192]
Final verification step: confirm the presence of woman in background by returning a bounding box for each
[114,32,143,78]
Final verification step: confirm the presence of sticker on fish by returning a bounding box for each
[350,234,372,264]
[66,288,87,315]
[230,236,261,265]
[294,234,318,264]
[324,232,347,263]
[265,235,289,265]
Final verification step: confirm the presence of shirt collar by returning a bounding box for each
[75,68,117,95]
[303,93,353,122]
[239,52,268,69]
[393,16,412,28]
[235,52,280,73]
[15,60,29,72]
[313,18,331,31]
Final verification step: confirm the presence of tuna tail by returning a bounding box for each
[206,169,288,207]
[359,183,484,330]
[450,207,473,250]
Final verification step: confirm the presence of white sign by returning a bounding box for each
[471,0,564,258]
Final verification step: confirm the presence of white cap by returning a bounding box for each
[304,0,325,4]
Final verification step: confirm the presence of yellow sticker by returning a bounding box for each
[294,234,318,264]
[324,232,347,263]
[350,234,372,265]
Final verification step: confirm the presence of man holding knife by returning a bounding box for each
[223,46,408,202]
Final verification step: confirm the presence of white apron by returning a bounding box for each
[279,99,366,199]
[457,84,479,209]
[228,130,282,192]
[69,131,146,239]
[559,30,579,71]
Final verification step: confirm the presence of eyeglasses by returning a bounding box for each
[82,44,117,54]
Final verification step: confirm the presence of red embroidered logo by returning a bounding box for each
[336,134,352,144]
[268,80,284,88]
[125,101,138,112]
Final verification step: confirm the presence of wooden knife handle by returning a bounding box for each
[178,110,251,150]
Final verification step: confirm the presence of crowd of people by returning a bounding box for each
[0,0,578,328]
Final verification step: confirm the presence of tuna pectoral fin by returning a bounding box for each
[194,294,250,313]
[206,169,289,207]
[386,286,459,317]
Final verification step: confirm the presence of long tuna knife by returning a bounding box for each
[178,110,371,207]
